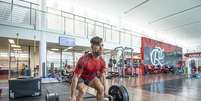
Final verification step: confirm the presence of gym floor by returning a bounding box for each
[0,74,201,101]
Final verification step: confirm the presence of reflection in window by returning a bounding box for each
[95,25,104,38]
[65,17,74,34]
[47,50,61,70]
[105,28,112,42]
[74,17,85,37]
[87,23,95,37]
[111,30,119,42]
[62,52,73,68]
[48,13,64,32]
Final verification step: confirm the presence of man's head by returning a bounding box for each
[90,36,103,57]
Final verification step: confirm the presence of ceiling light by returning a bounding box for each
[13,48,22,51]
[68,47,73,49]
[8,39,15,44]
[124,0,150,14]
[11,44,21,48]
[0,53,8,57]
[63,47,73,51]
[20,53,28,57]
[63,48,68,52]
[51,48,59,51]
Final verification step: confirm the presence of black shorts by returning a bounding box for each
[78,77,91,85]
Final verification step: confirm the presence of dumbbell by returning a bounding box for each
[46,85,129,101]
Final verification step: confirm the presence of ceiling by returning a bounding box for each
[46,0,201,52]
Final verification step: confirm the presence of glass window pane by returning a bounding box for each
[75,17,85,37]
[65,17,74,35]
[9,46,29,78]
[132,34,141,48]
[30,46,39,77]
[47,14,64,32]
[105,28,112,42]
[95,25,104,38]
[12,5,30,25]
[87,23,95,37]
[62,52,73,68]
[47,50,61,70]
[0,2,11,23]
[121,32,130,43]
[111,30,119,42]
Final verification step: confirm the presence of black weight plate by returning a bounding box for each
[118,86,127,101]
[46,93,59,101]
[120,85,129,101]
[108,85,124,101]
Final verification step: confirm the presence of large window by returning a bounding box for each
[65,15,74,35]
[111,30,119,43]
[87,19,96,38]
[105,27,112,42]
[47,9,64,33]
[0,38,39,80]
[95,22,104,38]
[46,47,83,75]
[47,50,61,70]
[74,16,86,37]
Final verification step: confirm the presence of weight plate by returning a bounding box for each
[108,85,124,101]
[46,93,59,101]
[120,85,129,101]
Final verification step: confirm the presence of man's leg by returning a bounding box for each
[89,77,104,101]
[77,82,87,101]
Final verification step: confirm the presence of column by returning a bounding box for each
[39,33,47,77]
[39,0,47,77]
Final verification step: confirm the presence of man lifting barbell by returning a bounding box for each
[46,36,129,101]
[70,36,107,101]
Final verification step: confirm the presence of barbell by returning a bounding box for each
[46,85,129,101]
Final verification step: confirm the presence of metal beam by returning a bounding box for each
[124,0,150,14]
[149,4,201,24]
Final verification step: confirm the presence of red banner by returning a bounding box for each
[141,37,182,53]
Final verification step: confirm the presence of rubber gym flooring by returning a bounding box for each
[1,74,201,101]
[0,83,95,101]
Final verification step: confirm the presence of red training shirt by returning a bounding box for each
[74,53,106,81]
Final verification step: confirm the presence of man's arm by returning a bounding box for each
[70,74,80,97]
[70,56,84,98]
[99,58,107,94]
[99,72,106,94]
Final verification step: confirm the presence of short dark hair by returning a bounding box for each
[90,36,103,45]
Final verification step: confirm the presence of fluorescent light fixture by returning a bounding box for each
[8,39,15,44]
[63,48,68,52]
[68,47,73,50]
[13,48,22,51]
[51,48,59,51]
[0,53,8,57]
[19,53,28,58]
[11,44,21,48]
[63,47,73,51]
